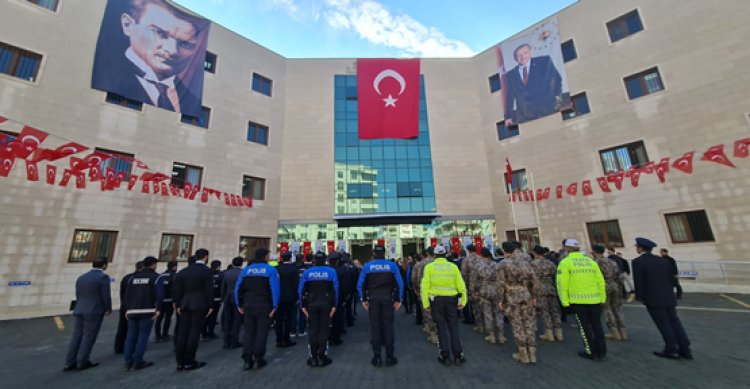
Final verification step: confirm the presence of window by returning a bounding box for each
[397,182,423,197]
[0,42,42,82]
[347,183,373,198]
[27,0,59,10]
[488,73,501,93]
[242,175,266,200]
[239,236,270,259]
[68,229,117,263]
[561,39,577,62]
[180,106,211,128]
[105,92,143,111]
[251,73,272,96]
[599,141,649,174]
[247,121,269,145]
[159,234,193,262]
[607,9,644,42]
[505,228,539,252]
[337,182,344,190]
[95,148,134,179]
[496,122,519,141]
[586,220,624,248]
[624,67,664,100]
[0,130,18,145]
[171,162,202,189]
[561,92,590,120]
[505,169,528,193]
[665,210,715,243]
[204,51,217,73]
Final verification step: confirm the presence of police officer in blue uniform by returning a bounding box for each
[632,237,692,360]
[357,245,404,367]
[298,252,339,367]
[203,260,223,340]
[234,248,280,370]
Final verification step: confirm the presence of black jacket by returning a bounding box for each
[633,252,678,308]
[123,269,161,317]
[221,267,242,305]
[277,263,300,304]
[173,262,214,311]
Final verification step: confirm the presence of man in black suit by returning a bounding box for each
[172,248,214,371]
[503,43,563,126]
[275,252,299,348]
[92,0,205,115]
[221,257,244,349]
[632,238,692,360]
[64,257,112,371]
[660,248,683,299]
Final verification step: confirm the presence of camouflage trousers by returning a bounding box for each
[479,298,503,335]
[470,297,483,329]
[536,295,562,331]
[423,308,436,337]
[506,299,536,348]
[604,289,626,329]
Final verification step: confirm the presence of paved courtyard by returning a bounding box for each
[1,293,748,389]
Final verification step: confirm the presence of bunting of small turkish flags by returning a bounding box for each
[46,164,56,185]
[0,116,6,123]
[523,191,531,201]
[734,138,750,158]
[128,175,139,190]
[25,160,39,181]
[59,169,74,187]
[556,185,563,199]
[672,152,694,174]
[607,171,625,190]
[141,181,150,194]
[327,240,335,254]
[655,158,669,183]
[279,242,289,255]
[597,177,611,193]
[184,182,200,200]
[75,173,86,189]
[450,237,461,255]
[241,197,253,207]
[566,182,578,196]
[169,184,182,197]
[473,236,483,251]
[89,165,103,181]
[72,151,110,171]
[14,126,49,159]
[430,238,438,248]
[303,241,312,257]
[201,188,210,203]
[627,167,642,187]
[160,183,169,197]
[357,58,420,140]
[582,180,593,196]
[700,144,735,168]
[223,193,231,206]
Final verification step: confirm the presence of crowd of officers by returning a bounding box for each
[64,235,691,373]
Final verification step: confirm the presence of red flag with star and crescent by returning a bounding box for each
[357,58,420,140]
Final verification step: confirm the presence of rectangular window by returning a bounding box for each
[27,0,59,11]
[607,9,644,43]
[599,141,649,174]
[105,92,143,111]
[251,73,273,96]
[0,42,43,82]
[586,220,624,248]
[247,121,269,145]
[561,92,591,120]
[159,234,193,262]
[204,51,217,73]
[180,106,211,128]
[242,175,266,200]
[624,67,664,100]
[505,169,528,193]
[488,73,501,93]
[665,210,715,243]
[505,228,539,252]
[68,229,118,263]
[397,182,423,197]
[239,236,271,259]
[561,39,577,62]
[95,148,134,179]
[171,162,202,189]
[347,183,373,198]
[496,122,519,141]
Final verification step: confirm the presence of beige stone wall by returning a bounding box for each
[0,0,286,319]
[475,0,750,260]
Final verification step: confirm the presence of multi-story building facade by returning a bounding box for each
[1,0,748,319]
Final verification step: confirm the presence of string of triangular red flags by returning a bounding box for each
[507,137,750,202]
[0,115,253,209]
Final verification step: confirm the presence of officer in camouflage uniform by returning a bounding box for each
[497,242,540,364]
[475,248,506,344]
[412,247,436,344]
[530,246,562,342]
[592,244,627,341]
[461,244,483,334]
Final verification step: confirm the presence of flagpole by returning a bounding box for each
[529,170,543,245]
[507,181,519,242]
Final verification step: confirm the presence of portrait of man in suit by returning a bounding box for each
[499,19,571,127]
[92,0,210,116]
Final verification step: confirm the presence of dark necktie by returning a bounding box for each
[151,81,175,111]
[522,66,528,85]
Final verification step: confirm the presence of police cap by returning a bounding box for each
[592,244,605,254]
[532,245,545,255]
[635,237,657,249]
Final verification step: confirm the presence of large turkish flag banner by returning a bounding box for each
[357,58,420,140]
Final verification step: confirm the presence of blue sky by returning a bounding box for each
[173,0,577,58]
